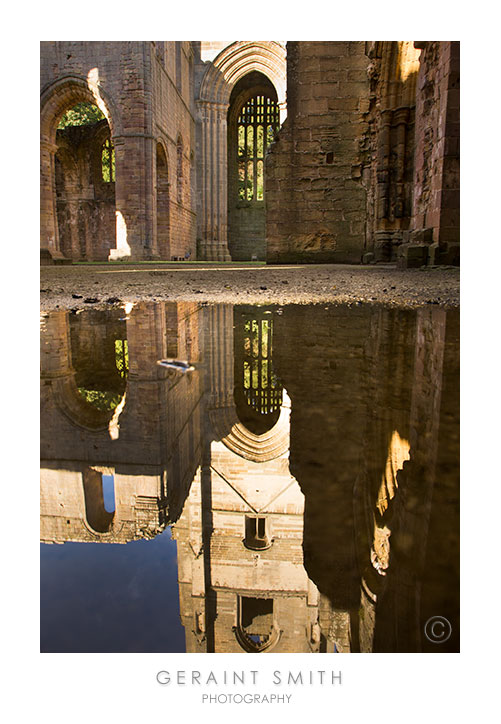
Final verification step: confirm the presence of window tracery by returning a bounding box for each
[237,94,280,201]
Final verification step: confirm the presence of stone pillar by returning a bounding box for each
[197,101,231,261]
[376,109,392,223]
[394,107,409,219]
[206,304,234,410]
[40,311,72,379]
[126,301,167,379]
[109,134,155,261]
[40,139,65,260]
[399,41,460,267]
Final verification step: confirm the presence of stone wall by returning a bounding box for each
[55,121,116,260]
[266,40,459,267]
[266,41,370,263]
[41,40,459,265]
[360,42,421,262]
[41,41,196,261]
[194,41,287,261]
[403,41,460,266]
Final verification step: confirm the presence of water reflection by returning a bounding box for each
[40,301,459,653]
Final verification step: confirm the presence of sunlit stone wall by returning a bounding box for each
[40,41,196,261]
[266,40,459,267]
[266,41,370,263]
[407,41,460,265]
[360,42,421,263]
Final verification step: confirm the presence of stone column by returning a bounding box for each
[206,303,234,410]
[109,134,155,261]
[197,101,231,261]
[40,311,72,379]
[393,107,410,220]
[40,139,64,259]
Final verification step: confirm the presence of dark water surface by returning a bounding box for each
[40,301,459,653]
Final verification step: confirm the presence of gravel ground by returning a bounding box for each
[40,261,459,311]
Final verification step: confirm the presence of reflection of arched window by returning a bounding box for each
[70,310,127,412]
[244,516,271,550]
[234,309,283,434]
[102,138,115,182]
[102,474,116,513]
[237,94,279,201]
[83,467,115,533]
[234,596,280,652]
[115,339,128,378]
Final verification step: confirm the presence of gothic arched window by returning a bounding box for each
[237,94,280,201]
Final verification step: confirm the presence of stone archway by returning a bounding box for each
[227,72,281,260]
[196,42,286,261]
[40,76,121,261]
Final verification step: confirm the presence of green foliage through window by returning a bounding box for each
[102,139,116,183]
[57,102,105,129]
[77,388,123,411]
[237,95,280,202]
[242,318,282,414]
[115,339,128,377]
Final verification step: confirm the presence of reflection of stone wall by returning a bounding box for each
[274,305,372,613]
[40,301,459,651]
[40,302,205,542]
[172,439,322,653]
[272,303,459,652]
[171,301,326,652]
[69,309,126,392]
[40,465,167,543]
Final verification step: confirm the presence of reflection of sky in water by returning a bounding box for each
[40,527,184,652]
[102,474,115,513]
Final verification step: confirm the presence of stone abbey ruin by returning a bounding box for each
[40,41,459,268]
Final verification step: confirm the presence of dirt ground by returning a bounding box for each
[40,261,459,311]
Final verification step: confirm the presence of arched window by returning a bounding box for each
[102,138,115,182]
[237,94,280,201]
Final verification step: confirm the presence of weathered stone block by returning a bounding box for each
[397,244,429,268]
